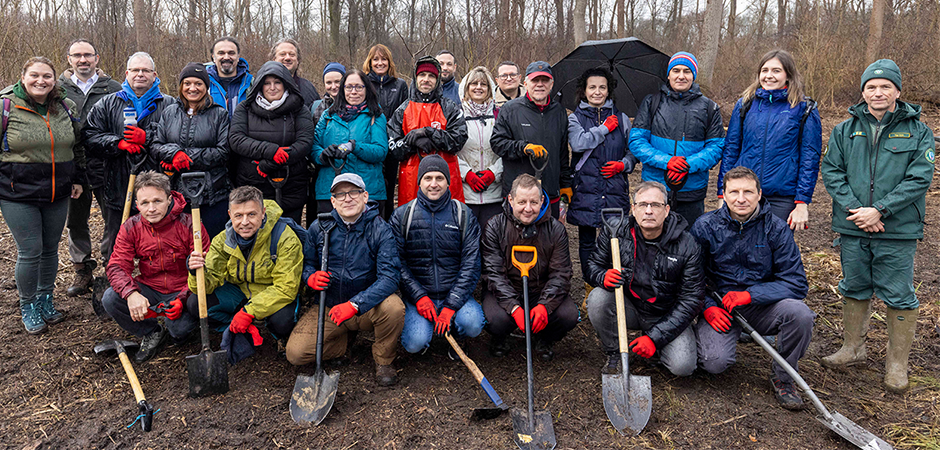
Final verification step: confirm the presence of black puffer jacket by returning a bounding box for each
[59,69,122,189]
[228,61,314,213]
[368,72,409,121]
[586,212,704,348]
[294,74,321,108]
[152,100,232,206]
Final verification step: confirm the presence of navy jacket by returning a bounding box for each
[690,199,808,310]
[305,202,401,314]
[440,78,461,105]
[390,190,482,310]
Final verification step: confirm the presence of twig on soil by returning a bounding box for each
[710,414,747,426]
[341,441,359,450]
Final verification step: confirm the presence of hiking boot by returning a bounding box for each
[34,293,64,324]
[771,376,804,410]
[489,336,510,357]
[21,302,47,335]
[67,260,96,297]
[601,351,620,375]
[135,326,167,363]
[822,298,870,370]
[884,307,917,394]
[376,363,398,386]
[535,339,555,362]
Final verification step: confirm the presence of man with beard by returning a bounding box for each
[436,50,460,104]
[207,36,253,117]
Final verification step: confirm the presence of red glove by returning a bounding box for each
[629,335,656,358]
[603,115,619,133]
[123,125,146,145]
[600,161,625,178]
[722,291,751,312]
[478,170,495,187]
[465,171,486,192]
[246,324,264,346]
[117,140,142,154]
[667,156,689,172]
[172,151,192,171]
[255,161,268,178]
[164,292,186,320]
[530,304,548,334]
[416,296,438,322]
[274,147,290,164]
[160,161,174,172]
[666,169,688,184]
[307,271,331,291]
[511,307,526,332]
[229,308,254,334]
[703,306,732,333]
[603,268,625,290]
[329,301,358,325]
[435,307,455,335]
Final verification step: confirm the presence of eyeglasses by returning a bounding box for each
[635,202,666,210]
[331,189,365,200]
[344,84,366,92]
[497,73,520,80]
[69,53,97,60]
[128,68,154,75]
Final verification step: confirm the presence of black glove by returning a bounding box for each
[404,128,428,147]
[319,145,344,165]
[258,159,279,176]
[414,136,435,151]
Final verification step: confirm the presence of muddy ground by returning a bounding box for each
[0,105,938,450]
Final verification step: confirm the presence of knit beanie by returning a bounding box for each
[860,59,902,91]
[416,61,440,78]
[179,62,210,86]
[667,52,699,80]
[417,154,450,184]
[323,62,346,77]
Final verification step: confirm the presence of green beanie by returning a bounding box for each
[860,59,902,91]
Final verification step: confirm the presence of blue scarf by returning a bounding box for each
[116,78,163,121]
[340,102,367,122]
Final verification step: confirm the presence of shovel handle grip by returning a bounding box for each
[611,238,630,353]
[122,173,137,223]
[117,350,146,404]
[511,246,537,278]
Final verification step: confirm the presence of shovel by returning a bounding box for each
[721,294,894,450]
[121,154,148,223]
[290,212,340,424]
[528,154,549,183]
[269,166,290,208]
[443,332,509,420]
[93,340,155,432]
[182,172,229,397]
[600,208,652,436]
[509,246,556,450]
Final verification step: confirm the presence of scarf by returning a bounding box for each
[340,102,367,122]
[117,78,163,121]
[463,99,493,119]
[255,90,289,111]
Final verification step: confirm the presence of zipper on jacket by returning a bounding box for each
[13,105,57,201]
[431,211,440,294]
[760,100,772,182]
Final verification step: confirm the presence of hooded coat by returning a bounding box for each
[310,106,388,200]
[367,72,409,121]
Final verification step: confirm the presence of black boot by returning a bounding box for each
[601,351,620,374]
[135,325,167,363]
[67,260,96,297]
[489,335,510,357]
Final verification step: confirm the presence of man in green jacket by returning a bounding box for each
[820,59,934,394]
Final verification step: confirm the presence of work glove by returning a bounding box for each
[416,296,438,322]
[524,143,547,158]
[666,169,688,185]
[329,301,357,325]
[246,324,264,346]
[123,125,147,145]
[465,171,486,192]
[338,140,356,157]
[160,161,174,173]
[229,308,254,334]
[559,187,573,203]
[164,290,187,320]
[435,307,455,335]
[603,268,627,290]
[307,271,331,291]
[603,115,619,133]
[255,161,268,178]
[172,151,192,171]
[404,128,428,147]
[511,307,526,332]
[257,160,279,178]
[117,140,143,154]
[667,156,689,172]
[600,161,625,178]
[413,136,435,151]
[318,145,340,165]
[703,306,732,333]
[629,335,656,358]
[530,304,548,334]
[721,291,751,313]
[478,170,495,187]
[273,147,290,164]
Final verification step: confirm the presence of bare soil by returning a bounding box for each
[0,105,938,450]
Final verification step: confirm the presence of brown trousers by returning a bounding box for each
[286,294,405,366]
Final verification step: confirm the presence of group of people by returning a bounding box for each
[1,35,932,412]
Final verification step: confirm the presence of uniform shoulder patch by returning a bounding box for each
[888,132,911,138]
[851,130,866,137]
[926,148,935,164]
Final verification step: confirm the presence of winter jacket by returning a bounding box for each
[83,84,173,211]
[311,96,332,125]
[206,59,253,118]
[441,78,461,105]
[390,190,482,310]
[59,69,122,189]
[629,83,725,201]
[304,202,401,314]
[0,85,81,203]
[107,191,210,297]
[482,191,572,314]
[294,74,321,108]
[690,199,808,310]
[457,73,502,205]
[719,88,822,202]
[192,199,303,319]
[229,61,315,214]
[821,101,934,240]
[310,107,388,200]
[586,212,704,348]
[567,100,638,227]
[367,72,409,121]
[494,85,525,108]
[152,100,232,206]
[491,94,572,198]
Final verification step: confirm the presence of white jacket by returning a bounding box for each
[457,71,503,205]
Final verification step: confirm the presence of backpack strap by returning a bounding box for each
[797,97,817,152]
[1,98,11,138]
[738,97,754,131]
[401,199,418,241]
[452,198,467,243]
[269,218,287,263]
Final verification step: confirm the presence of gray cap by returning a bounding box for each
[330,173,367,191]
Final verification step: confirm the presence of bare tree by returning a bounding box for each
[698,0,722,85]
[866,0,885,63]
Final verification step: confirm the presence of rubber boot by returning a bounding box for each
[66,260,96,297]
[884,307,917,394]
[821,297,870,370]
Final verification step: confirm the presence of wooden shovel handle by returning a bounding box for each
[117,351,146,404]
[611,238,630,353]
[444,333,484,384]
[122,173,137,223]
[191,207,208,319]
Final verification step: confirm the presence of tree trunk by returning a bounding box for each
[555,0,565,43]
[328,0,341,55]
[440,0,446,38]
[574,0,587,44]
[617,0,624,37]
[348,0,359,61]
[698,0,723,86]
[866,0,885,63]
[777,0,787,35]
[727,0,736,38]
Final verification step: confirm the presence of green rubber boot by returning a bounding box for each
[821,297,870,370]
[884,307,917,394]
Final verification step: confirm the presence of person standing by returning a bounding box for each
[363,44,409,219]
[270,38,320,108]
[312,62,346,125]
[206,37,253,118]
[457,66,503,228]
[60,39,122,296]
[493,61,525,107]
[436,50,461,105]
[820,59,934,394]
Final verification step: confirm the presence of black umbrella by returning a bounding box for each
[552,37,669,117]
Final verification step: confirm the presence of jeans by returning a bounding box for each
[101,282,196,339]
[101,206,126,267]
[400,297,486,353]
[763,195,796,223]
[66,186,110,264]
[0,198,69,304]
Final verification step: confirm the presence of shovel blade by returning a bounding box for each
[602,371,652,436]
[186,349,229,397]
[510,408,555,450]
[818,412,895,450]
[290,370,340,425]
[472,403,509,421]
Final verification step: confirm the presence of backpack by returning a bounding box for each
[400,198,468,244]
[738,95,817,151]
[268,217,311,263]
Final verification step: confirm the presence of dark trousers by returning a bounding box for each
[763,196,796,223]
[185,283,298,339]
[184,200,228,241]
[382,159,398,220]
[102,206,127,267]
[671,199,704,228]
[67,186,110,264]
[482,291,579,343]
[577,226,597,279]
[101,282,196,339]
[468,202,502,231]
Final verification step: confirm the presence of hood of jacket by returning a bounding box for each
[409,56,443,103]
[501,188,551,230]
[223,199,284,251]
[248,61,301,99]
[458,70,498,105]
[148,191,188,230]
[207,58,251,82]
[661,82,703,102]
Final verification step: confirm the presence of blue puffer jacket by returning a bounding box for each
[304,202,401,314]
[389,190,482,310]
[310,108,389,200]
[718,88,822,202]
[689,198,808,310]
[629,83,725,201]
[567,100,638,227]
[206,58,253,117]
